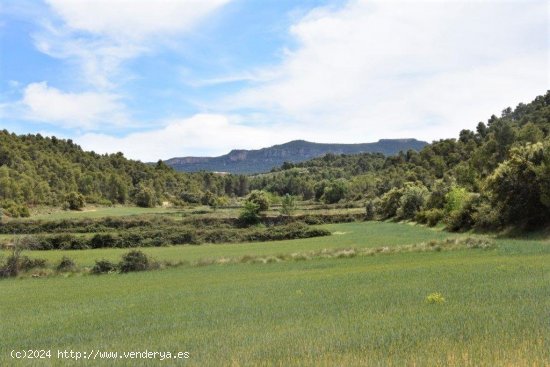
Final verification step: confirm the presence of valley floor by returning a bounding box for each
[0,221,548,366]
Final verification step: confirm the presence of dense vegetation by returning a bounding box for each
[0,92,548,232]
[251,91,550,230]
[0,132,249,215]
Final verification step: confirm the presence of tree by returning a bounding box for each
[365,199,377,220]
[396,183,429,219]
[280,194,296,216]
[135,185,156,208]
[239,201,260,225]
[65,192,85,210]
[246,190,270,212]
[322,179,348,204]
[485,140,550,227]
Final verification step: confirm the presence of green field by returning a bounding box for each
[1,221,548,366]
[19,222,467,267]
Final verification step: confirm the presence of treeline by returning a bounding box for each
[250,91,550,230]
[1,92,548,231]
[0,132,250,216]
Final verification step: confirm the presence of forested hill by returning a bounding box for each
[250,91,550,230]
[0,133,250,216]
[164,139,428,174]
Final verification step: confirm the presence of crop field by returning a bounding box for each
[1,218,548,366]
[18,221,466,267]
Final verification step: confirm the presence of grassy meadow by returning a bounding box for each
[1,215,548,366]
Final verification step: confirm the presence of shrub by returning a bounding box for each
[396,183,429,219]
[91,233,117,248]
[65,192,85,210]
[19,256,47,271]
[444,186,469,213]
[239,201,261,225]
[416,208,445,227]
[135,186,156,208]
[280,194,296,216]
[425,292,446,304]
[201,191,217,206]
[246,190,270,212]
[378,187,403,219]
[0,248,22,277]
[322,179,349,204]
[444,194,480,231]
[92,259,118,274]
[365,199,377,220]
[119,250,150,273]
[56,256,76,272]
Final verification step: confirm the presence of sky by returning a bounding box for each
[0,0,548,161]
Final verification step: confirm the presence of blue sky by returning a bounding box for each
[0,0,548,161]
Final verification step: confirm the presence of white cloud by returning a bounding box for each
[22,82,127,130]
[76,114,298,161]
[45,0,230,41]
[225,0,549,143]
[35,0,231,88]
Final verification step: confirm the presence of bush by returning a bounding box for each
[365,199,377,220]
[135,186,156,208]
[56,256,76,272]
[425,292,446,304]
[416,208,445,227]
[396,183,429,219]
[92,259,118,274]
[444,194,480,231]
[322,179,349,204]
[65,192,85,210]
[246,190,270,212]
[280,194,296,216]
[19,256,47,271]
[0,201,31,218]
[0,248,22,277]
[119,250,150,273]
[378,188,403,219]
[239,201,261,225]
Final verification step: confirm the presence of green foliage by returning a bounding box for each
[91,259,118,274]
[365,199,377,220]
[65,191,85,210]
[135,185,156,208]
[444,186,469,213]
[396,183,429,220]
[0,201,30,218]
[56,256,76,272]
[425,292,446,304]
[239,201,261,225]
[322,179,349,204]
[378,188,403,219]
[485,140,550,227]
[119,250,151,273]
[246,190,270,211]
[416,208,445,227]
[0,131,244,208]
[280,194,296,216]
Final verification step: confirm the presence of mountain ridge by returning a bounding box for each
[164,139,428,174]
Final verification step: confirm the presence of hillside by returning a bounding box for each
[0,132,248,216]
[250,91,550,230]
[164,139,428,174]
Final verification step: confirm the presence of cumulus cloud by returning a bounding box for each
[225,0,549,143]
[22,82,127,130]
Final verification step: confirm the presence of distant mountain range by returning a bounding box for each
[164,139,428,174]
